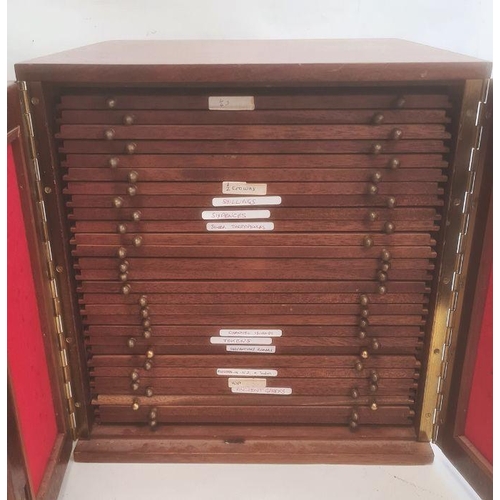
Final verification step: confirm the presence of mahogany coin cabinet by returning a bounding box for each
[8,40,492,499]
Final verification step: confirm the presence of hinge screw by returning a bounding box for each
[56,265,64,273]
[31,97,39,106]
[44,186,52,194]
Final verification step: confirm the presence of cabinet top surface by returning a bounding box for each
[15,39,491,84]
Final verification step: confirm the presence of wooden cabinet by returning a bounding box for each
[8,39,492,499]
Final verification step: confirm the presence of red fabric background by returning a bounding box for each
[7,143,58,493]
[464,271,493,464]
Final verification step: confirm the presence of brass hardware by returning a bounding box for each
[144,360,153,370]
[127,185,138,197]
[132,399,140,411]
[357,330,367,340]
[386,196,396,208]
[117,223,127,234]
[371,338,380,351]
[380,262,391,272]
[145,387,154,397]
[139,295,148,307]
[109,157,120,168]
[132,210,142,222]
[149,419,158,429]
[128,171,139,183]
[123,114,135,125]
[349,420,358,431]
[119,272,128,282]
[368,211,378,222]
[125,142,136,154]
[360,308,369,318]
[143,329,152,339]
[360,349,369,359]
[146,348,154,359]
[370,402,378,411]
[372,113,384,124]
[127,338,136,348]
[384,222,395,234]
[370,371,379,383]
[350,387,359,399]
[359,318,368,329]
[130,370,140,381]
[380,248,391,261]
[104,128,115,140]
[141,308,149,319]
[354,360,363,372]
[371,143,382,155]
[371,171,382,183]
[367,183,378,195]
[117,247,127,259]
[122,284,131,295]
[351,409,359,422]
[388,158,400,169]
[106,97,117,108]
[113,196,124,208]
[363,235,373,248]
[395,96,406,108]
[149,408,158,420]
[131,382,140,391]
[369,383,378,393]
[378,285,387,295]
[142,318,151,328]
[359,295,369,307]
[377,271,388,282]
[133,235,143,247]
[391,128,403,140]
[119,261,129,273]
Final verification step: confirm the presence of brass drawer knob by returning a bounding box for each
[128,170,139,183]
[371,338,380,351]
[377,271,388,282]
[139,295,148,307]
[145,387,154,398]
[119,261,129,273]
[369,382,378,393]
[125,142,136,154]
[132,399,140,411]
[133,235,143,247]
[370,371,379,383]
[378,284,387,295]
[380,248,391,262]
[106,97,117,109]
[132,210,142,222]
[113,197,124,208]
[391,128,403,140]
[354,360,363,372]
[351,409,359,422]
[350,387,359,399]
[371,171,382,183]
[119,272,129,282]
[142,318,151,329]
[122,284,131,295]
[144,359,153,370]
[127,185,138,197]
[359,294,369,307]
[384,221,395,234]
[363,235,373,248]
[149,419,158,429]
[395,96,406,108]
[143,329,152,339]
[359,318,368,329]
[123,114,135,126]
[357,330,367,340]
[127,338,136,348]
[370,401,378,411]
[146,348,154,359]
[387,196,396,209]
[372,113,384,124]
[368,211,378,222]
[388,157,400,169]
[131,382,140,391]
[117,247,127,259]
[117,223,127,234]
[367,183,378,195]
[371,143,383,155]
[349,420,359,431]
[380,262,391,273]
[141,308,150,319]
[360,349,369,359]
[109,157,120,168]
[130,369,140,381]
[360,308,369,319]
[149,408,158,420]
[104,128,115,141]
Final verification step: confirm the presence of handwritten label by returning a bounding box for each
[217,369,278,377]
[202,210,270,220]
[209,96,255,111]
[207,222,274,232]
[212,196,282,207]
[231,387,292,395]
[210,337,273,345]
[222,182,267,195]
[220,329,282,338]
[228,378,267,388]
[226,346,276,353]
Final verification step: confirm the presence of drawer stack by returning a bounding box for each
[56,88,451,430]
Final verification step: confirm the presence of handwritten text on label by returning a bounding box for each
[227,378,267,388]
[219,329,282,337]
[226,346,276,353]
[202,210,270,220]
[210,337,273,345]
[217,369,278,377]
[222,182,267,195]
[208,96,255,111]
[231,387,292,395]
[212,196,282,207]
[207,222,274,232]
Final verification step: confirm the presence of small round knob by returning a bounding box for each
[360,308,369,319]
[131,399,140,411]
[146,348,154,359]
[360,349,369,360]
[388,158,400,169]
[370,371,379,383]
[371,338,380,351]
[368,183,378,195]
[104,129,115,141]
[130,370,140,381]
[142,318,151,329]
[117,247,127,259]
[144,360,153,370]
[119,272,128,282]
[122,284,131,295]
[140,308,149,319]
[359,295,369,307]
[372,113,384,124]
[380,248,391,262]
[123,114,135,126]
[359,318,369,329]
[369,382,378,393]
[113,197,124,208]
[395,96,406,108]
[384,222,395,234]
[143,329,152,340]
[149,420,158,429]
[117,223,127,234]
[119,261,129,273]
[387,197,396,209]
[363,235,373,248]
[133,235,143,247]
[127,338,136,348]
[131,382,140,391]
[370,402,378,411]
[125,142,136,154]
[358,330,367,340]
[139,295,148,307]
[351,410,359,422]
[132,211,142,222]
[391,128,403,140]
[378,285,387,295]
[371,143,383,155]
[106,97,117,109]
[149,408,158,420]
[380,262,391,273]
[127,185,138,197]
[368,211,378,222]
[350,387,359,399]
[377,271,388,283]
[371,171,383,183]
[128,171,139,183]
[354,360,363,372]
[109,157,120,168]
[349,420,359,431]
[145,387,154,398]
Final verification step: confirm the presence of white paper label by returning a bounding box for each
[209,96,255,111]
[222,182,267,195]
[231,387,292,395]
[207,222,274,232]
[220,329,282,338]
[217,368,278,377]
[202,210,270,220]
[210,337,273,345]
[227,378,267,388]
[212,196,282,207]
[226,346,276,353]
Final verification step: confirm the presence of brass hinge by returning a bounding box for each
[17,81,78,438]
[419,79,491,443]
